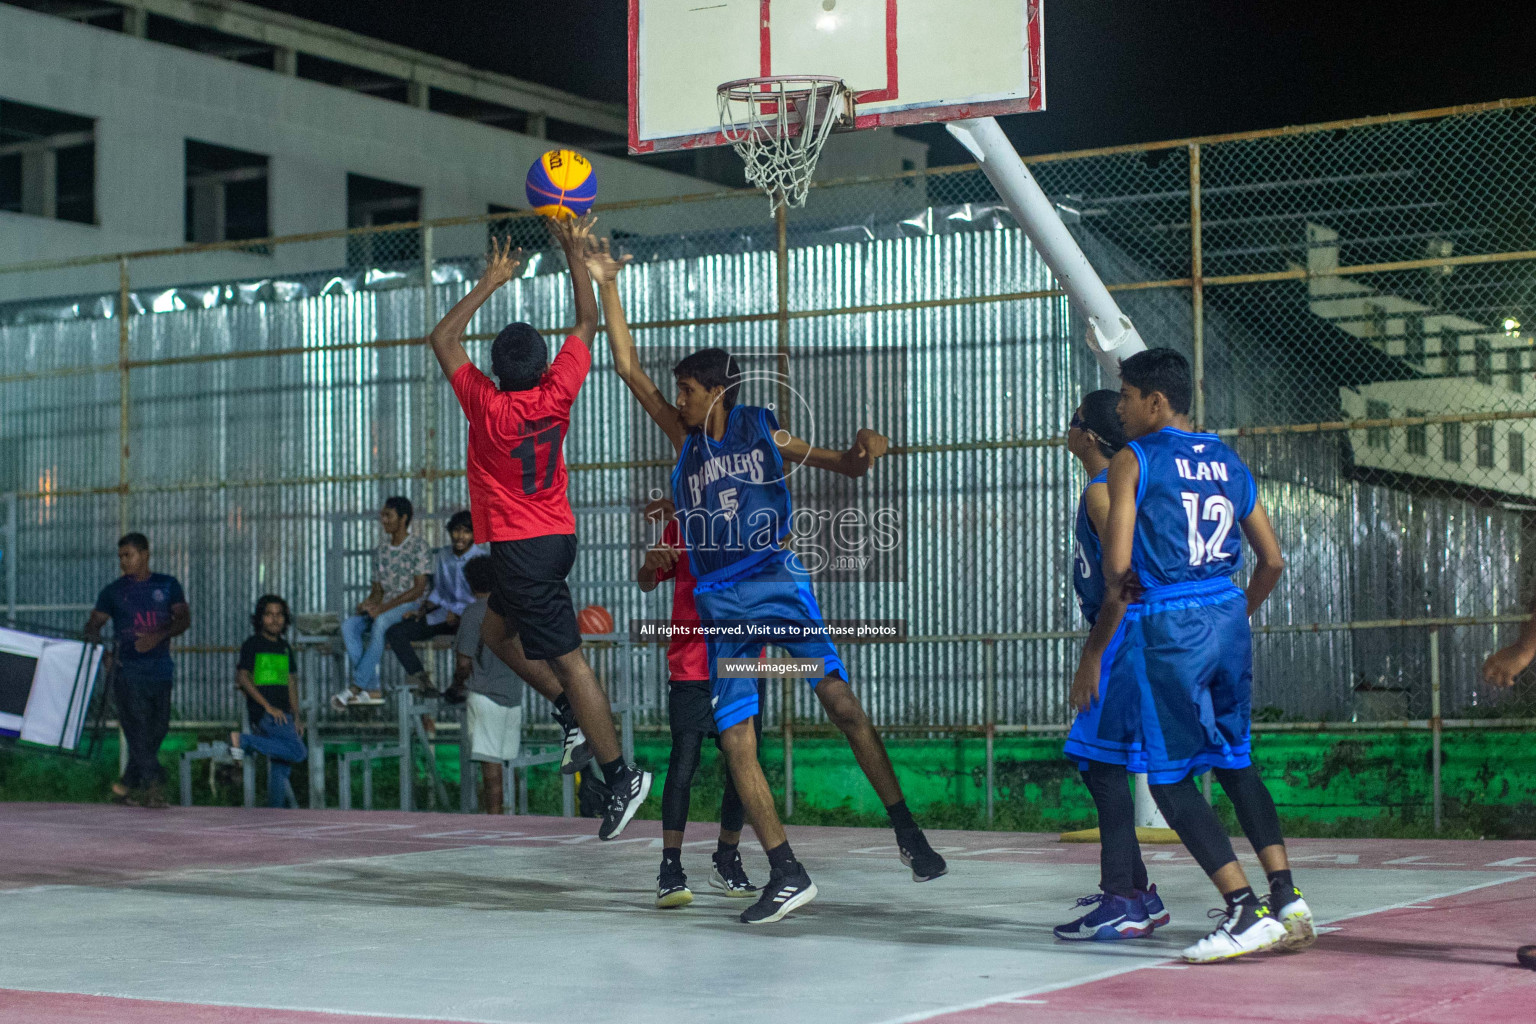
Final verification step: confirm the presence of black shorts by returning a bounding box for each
[487,535,581,662]
[668,678,764,740]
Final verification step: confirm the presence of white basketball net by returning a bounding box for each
[717,76,852,213]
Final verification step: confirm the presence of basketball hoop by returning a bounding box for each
[717,75,853,213]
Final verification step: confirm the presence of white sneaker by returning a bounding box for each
[1182,901,1289,963]
[330,688,354,711]
[352,691,386,705]
[1270,889,1316,950]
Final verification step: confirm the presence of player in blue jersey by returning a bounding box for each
[1055,390,1170,942]
[1078,348,1315,963]
[585,238,947,925]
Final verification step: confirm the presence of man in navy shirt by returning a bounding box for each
[85,533,190,808]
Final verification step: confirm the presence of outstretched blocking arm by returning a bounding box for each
[1070,448,1139,711]
[1238,500,1285,617]
[548,215,600,347]
[584,239,688,451]
[776,428,888,479]
[1484,594,1536,687]
[428,238,523,379]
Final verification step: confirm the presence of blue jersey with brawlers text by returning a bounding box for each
[671,405,791,583]
[1126,426,1257,590]
[1072,470,1108,625]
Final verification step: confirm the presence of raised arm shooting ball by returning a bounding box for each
[526,149,597,219]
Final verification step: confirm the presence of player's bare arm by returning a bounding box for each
[637,542,680,593]
[1483,592,1536,687]
[584,238,688,451]
[135,602,191,654]
[428,237,524,379]
[1238,500,1286,616]
[236,667,284,723]
[776,428,888,478]
[547,214,601,346]
[1070,448,1139,711]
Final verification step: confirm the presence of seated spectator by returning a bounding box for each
[334,496,431,708]
[229,595,307,807]
[385,509,484,695]
[456,555,526,813]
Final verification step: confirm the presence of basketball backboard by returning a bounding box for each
[628,0,1044,154]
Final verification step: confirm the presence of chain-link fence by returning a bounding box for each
[3,96,1535,737]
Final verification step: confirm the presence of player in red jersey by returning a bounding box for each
[427,216,650,840]
[638,498,761,909]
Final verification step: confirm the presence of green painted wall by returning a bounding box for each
[4,729,1534,838]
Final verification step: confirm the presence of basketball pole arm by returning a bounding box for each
[946,117,1146,382]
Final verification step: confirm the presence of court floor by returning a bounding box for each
[1,803,1532,1024]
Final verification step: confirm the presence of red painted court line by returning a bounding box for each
[0,989,484,1024]
[918,877,1536,1024]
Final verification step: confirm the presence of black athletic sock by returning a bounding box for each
[661,846,681,867]
[1267,869,1294,895]
[1225,887,1259,909]
[553,693,573,726]
[886,799,917,833]
[715,839,738,860]
[765,841,799,876]
[600,757,626,783]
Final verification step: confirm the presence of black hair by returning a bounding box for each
[252,594,291,634]
[491,322,548,391]
[463,554,495,595]
[1119,347,1193,415]
[446,510,473,534]
[383,495,413,526]
[1079,389,1128,458]
[672,348,741,410]
[117,532,149,552]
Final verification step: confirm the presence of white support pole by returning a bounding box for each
[946,117,1147,383]
[1133,774,1170,829]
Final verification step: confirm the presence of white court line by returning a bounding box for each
[0,986,533,1024]
[868,872,1532,1024]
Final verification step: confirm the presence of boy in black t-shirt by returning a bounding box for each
[230,595,308,807]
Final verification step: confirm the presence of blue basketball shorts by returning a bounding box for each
[1062,615,1142,769]
[1133,578,1254,784]
[693,550,848,733]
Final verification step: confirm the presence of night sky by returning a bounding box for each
[246,0,1536,163]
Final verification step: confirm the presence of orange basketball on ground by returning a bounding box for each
[577,605,615,635]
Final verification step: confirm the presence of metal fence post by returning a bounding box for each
[782,674,795,820]
[1189,143,1206,431]
[117,257,132,536]
[398,688,413,812]
[1430,628,1442,832]
[420,225,438,517]
[774,204,791,421]
[3,493,16,621]
[984,640,996,824]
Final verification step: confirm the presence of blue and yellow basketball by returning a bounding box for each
[526,149,597,219]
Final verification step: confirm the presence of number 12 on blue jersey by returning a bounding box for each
[1180,491,1236,567]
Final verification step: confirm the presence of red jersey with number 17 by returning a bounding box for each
[450,336,590,543]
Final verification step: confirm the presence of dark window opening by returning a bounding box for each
[0,97,95,224]
[300,53,409,104]
[146,12,276,69]
[1405,409,1427,457]
[1511,432,1525,476]
[1403,315,1425,364]
[347,173,421,267]
[1476,425,1495,469]
[1442,423,1461,464]
[431,92,531,133]
[1509,349,1524,394]
[1365,400,1390,449]
[1475,338,1493,386]
[185,140,269,245]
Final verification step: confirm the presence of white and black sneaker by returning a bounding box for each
[597,766,652,841]
[1268,886,1316,950]
[656,860,693,909]
[897,828,948,882]
[709,847,758,898]
[556,711,592,776]
[1182,900,1289,963]
[739,864,817,924]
